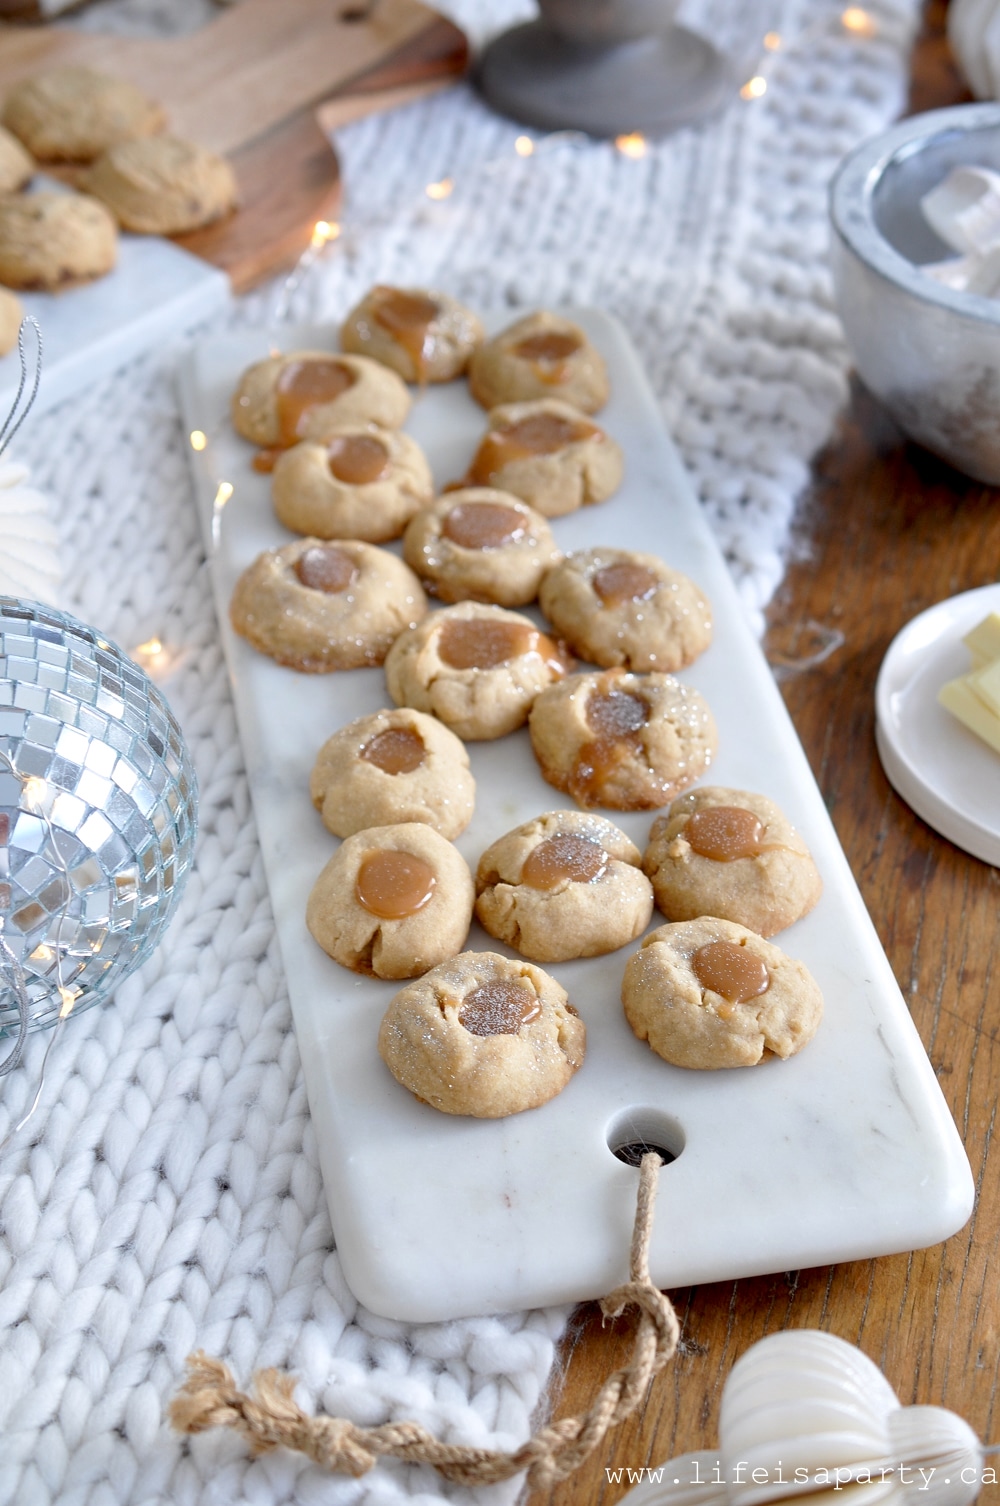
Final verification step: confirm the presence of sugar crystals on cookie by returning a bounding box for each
[402,487,560,607]
[310,707,475,840]
[539,547,712,673]
[385,601,574,741]
[229,537,426,672]
[378,950,586,1116]
[621,916,823,1069]
[529,667,717,810]
[476,811,653,962]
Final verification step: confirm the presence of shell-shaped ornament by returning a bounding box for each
[0,461,61,606]
[619,1331,983,1506]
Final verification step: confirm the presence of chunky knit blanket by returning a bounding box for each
[0,2,918,1502]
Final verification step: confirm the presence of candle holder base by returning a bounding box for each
[476,21,733,140]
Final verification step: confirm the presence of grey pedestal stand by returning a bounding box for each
[476,19,734,140]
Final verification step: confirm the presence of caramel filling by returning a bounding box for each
[469,411,599,482]
[370,286,439,379]
[692,940,769,1004]
[327,434,390,486]
[459,979,540,1035]
[355,849,436,919]
[593,561,660,607]
[438,617,565,672]
[569,684,649,806]
[275,358,356,446]
[442,501,526,551]
[521,833,608,890]
[252,448,281,474]
[294,544,358,593]
[686,806,764,862]
[360,726,426,775]
[513,330,582,382]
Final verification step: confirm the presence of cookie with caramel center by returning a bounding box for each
[468,311,610,414]
[310,707,475,840]
[476,810,652,961]
[229,538,426,673]
[340,285,484,383]
[643,787,822,936]
[529,667,717,811]
[307,822,474,980]
[402,487,560,607]
[379,950,585,1116]
[622,916,823,1069]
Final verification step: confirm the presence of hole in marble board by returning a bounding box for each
[606,1107,684,1168]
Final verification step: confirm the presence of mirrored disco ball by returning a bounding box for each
[0,597,198,1034]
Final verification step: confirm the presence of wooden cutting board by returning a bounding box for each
[0,0,469,290]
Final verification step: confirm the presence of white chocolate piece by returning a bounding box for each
[968,657,1000,716]
[963,610,1000,667]
[938,674,1000,754]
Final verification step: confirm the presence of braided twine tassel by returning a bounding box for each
[170,1152,679,1490]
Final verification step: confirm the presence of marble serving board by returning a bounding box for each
[177,312,973,1323]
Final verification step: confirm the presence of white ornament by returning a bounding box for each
[0,460,61,606]
[619,1331,983,1506]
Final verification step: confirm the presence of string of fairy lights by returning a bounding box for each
[268,3,886,317]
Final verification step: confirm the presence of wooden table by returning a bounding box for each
[528,7,1000,1501]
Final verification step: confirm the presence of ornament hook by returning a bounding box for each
[0,317,43,460]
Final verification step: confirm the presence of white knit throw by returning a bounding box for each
[0,4,917,1502]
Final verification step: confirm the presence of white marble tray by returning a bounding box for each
[177,311,973,1323]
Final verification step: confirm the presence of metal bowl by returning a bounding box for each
[830,102,1000,483]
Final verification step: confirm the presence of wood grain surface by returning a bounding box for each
[527,7,1000,1503]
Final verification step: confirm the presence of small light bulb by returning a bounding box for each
[311,219,340,248]
[189,430,207,451]
[214,481,234,509]
[763,31,782,50]
[740,75,768,99]
[515,136,534,157]
[134,637,163,660]
[58,985,77,1018]
[425,179,453,200]
[842,6,876,34]
[615,133,647,159]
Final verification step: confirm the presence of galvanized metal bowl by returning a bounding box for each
[830,102,1000,484]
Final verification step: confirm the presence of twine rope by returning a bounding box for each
[170,1151,677,1490]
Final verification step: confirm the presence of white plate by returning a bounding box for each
[177,311,973,1322]
[876,583,1000,866]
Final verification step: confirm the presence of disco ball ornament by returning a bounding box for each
[0,597,197,1037]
